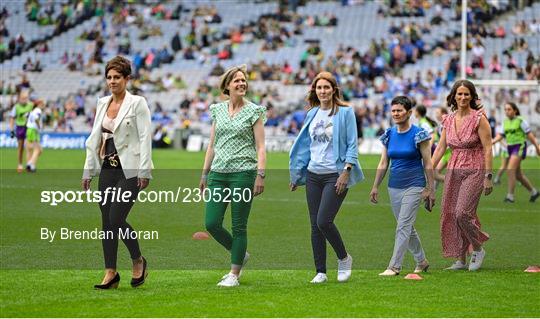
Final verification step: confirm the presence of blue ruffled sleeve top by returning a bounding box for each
[380,125,430,189]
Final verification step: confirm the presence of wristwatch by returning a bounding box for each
[257,169,266,179]
[344,166,352,173]
[485,172,493,180]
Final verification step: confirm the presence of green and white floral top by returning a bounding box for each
[210,100,266,172]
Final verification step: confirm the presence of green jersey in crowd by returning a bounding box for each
[11,102,34,127]
[503,116,530,146]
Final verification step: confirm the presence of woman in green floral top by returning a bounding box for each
[199,65,266,287]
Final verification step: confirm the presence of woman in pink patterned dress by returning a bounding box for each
[432,80,493,271]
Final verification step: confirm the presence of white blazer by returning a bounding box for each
[83,91,153,180]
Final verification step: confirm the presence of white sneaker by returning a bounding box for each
[445,260,467,270]
[379,268,399,276]
[337,254,353,282]
[468,248,485,271]
[310,273,327,284]
[238,252,250,278]
[217,273,239,287]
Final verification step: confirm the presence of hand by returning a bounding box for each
[422,187,431,200]
[10,131,15,139]
[199,176,208,192]
[137,178,149,190]
[81,178,91,191]
[484,178,493,196]
[253,175,264,196]
[335,172,349,195]
[369,187,378,203]
[422,187,436,212]
[289,183,297,192]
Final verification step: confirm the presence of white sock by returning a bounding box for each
[531,189,538,196]
[506,193,514,200]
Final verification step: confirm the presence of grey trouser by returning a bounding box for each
[387,187,426,270]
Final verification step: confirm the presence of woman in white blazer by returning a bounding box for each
[82,56,153,289]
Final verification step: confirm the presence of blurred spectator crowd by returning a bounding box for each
[1,0,539,145]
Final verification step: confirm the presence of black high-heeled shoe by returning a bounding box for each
[131,256,147,288]
[94,272,120,289]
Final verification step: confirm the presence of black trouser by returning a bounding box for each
[306,171,348,274]
[98,159,141,269]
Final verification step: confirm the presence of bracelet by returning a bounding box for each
[201,174,208,180]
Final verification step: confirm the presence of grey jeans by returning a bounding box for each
[387,187,426,270]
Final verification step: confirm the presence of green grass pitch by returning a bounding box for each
[0,149,539,317]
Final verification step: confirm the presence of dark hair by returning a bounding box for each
[416,104,438,128]
[446,79,480,111]
[391,96,413,111]
[105,55,132,78]
[219,65,248,96]
[506,102,520,116]
[306,71,349,116]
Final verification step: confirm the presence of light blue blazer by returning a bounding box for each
[289,106,364,188]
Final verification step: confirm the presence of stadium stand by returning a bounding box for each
[1,0,538,143]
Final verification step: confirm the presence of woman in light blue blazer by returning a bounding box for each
[289,71,364,284]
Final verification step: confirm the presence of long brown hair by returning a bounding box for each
[506,102,521,116]
[306,71,348,116]
[446,79,480,112]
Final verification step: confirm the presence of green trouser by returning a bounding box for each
[205,170,256,266]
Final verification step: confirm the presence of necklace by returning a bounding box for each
[228,102,244,118]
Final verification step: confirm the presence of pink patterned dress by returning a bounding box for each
[440,109,489,258]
